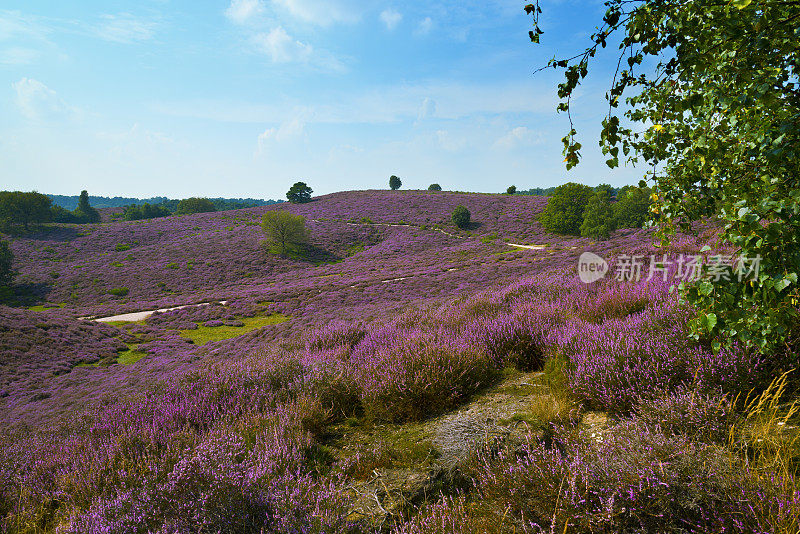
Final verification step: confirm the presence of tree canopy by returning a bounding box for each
[506,185,517,195]
[286,182,313,204]
[176,197,217,215]
[528,0,800,353]
[389,175,402,191]
[261,210,310,256]
[74,190,100,223]
[451,205,471,229]
[580,189,617,240]
[428,183,442,192]
[0,240,13,288]
[0,191,52,231]
[538,182,594,235]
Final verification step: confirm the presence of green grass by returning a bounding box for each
[75,343,146,368]
[28,303,66,312]
[180,314,289,345]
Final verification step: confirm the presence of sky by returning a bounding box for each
[0,0,644,200]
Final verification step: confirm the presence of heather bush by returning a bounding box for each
[304,320,367,351]
[633,387,737,444]
[470,424,800,532]
[393,494,494,534]
[355,329,499,422]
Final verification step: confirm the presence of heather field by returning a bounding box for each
[1,190,797,532]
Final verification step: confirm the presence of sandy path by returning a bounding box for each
[85,301,228,323]
[507,243,547,250]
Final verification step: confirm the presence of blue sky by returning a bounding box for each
[1,0,642,199]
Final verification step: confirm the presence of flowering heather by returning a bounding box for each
[1,190,792,531]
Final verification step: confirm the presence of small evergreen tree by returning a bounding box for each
[580,190,617,240]
[506,185,517,195]
[389,175,402,190]
[538,182,594,235]
[428,183,442,192]
[262,210,309,255]
[451,205,471,229]
[286,182,313,204]
[73,190,101,223]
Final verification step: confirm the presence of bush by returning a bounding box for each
[451,205,471,229]
[114,243,131,252]
[107,287,129,297]
[580,189,616,239]
[0,240,13,287]
[538,182,594,235]
[176,197,217,215]
[427,183,442,192]
[506,185,517,195]
[389,175,402,190]
[286,182,313,204]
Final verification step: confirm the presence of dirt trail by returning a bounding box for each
[83,300,228,323]
[343,370,608,526]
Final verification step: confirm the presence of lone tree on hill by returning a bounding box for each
[0,240,13,288]
[507,185,517,195]
[261,210,309,256]
[286,182,313,204]
[74,190,100,223]
[428,183,442,192]
[538,182,593,235]
[528,0,800,352]
[0,191,52,231]
[176,197,217,215]
[451,205,471,229]
[389,175,402,190]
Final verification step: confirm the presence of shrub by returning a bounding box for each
[176,197,217,215]
[114,243,131,252]
[123,203,171,221]
[427,183,442,191]
[580,189,616,239]
[261,210,310,256]
[506,185,516,195]
[286,182,313,204]
[389,175,402,190]
[107,287,129,297]
[451,205,471,229]
[538,182,594,235]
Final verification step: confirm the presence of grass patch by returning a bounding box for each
[117,345,147,365]
[180,314,289,345]
[28,303,66,312]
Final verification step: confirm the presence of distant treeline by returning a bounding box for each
[518,186,621,197]
[48,195,282,211]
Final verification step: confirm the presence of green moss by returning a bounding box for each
[180,314,289,345]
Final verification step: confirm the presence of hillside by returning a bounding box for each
[1,190,794,532]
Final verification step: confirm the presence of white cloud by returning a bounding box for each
[94,13,156,43]
[257,117,305,153]
[492,126,541,151]
[272,0,361,26]
[379,9,402,30]
[417,97,436,120]
[12,78,73,121]
[225,0,265,25]
[415,17,433,36]
[251,26,313,63]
